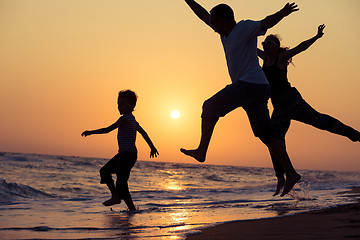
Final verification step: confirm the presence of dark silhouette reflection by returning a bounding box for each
[105,211,137,239]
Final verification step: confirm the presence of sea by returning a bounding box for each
[1,151,360,240]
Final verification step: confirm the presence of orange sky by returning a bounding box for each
[1,0,359,171]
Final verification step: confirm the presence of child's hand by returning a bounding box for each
[81,131,91,137]
[150,147,159,158]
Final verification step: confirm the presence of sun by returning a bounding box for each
[171,110,180,119]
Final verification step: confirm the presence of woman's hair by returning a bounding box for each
[268,34,293,66]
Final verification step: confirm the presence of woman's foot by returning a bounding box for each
[347,128,360,142]
[281,173,301,196]
[103,197,121,206]
[273,176,285,196]
[180,148,206,163]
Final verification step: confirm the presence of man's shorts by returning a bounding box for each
[202,80,275,144]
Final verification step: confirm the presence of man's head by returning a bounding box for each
[209,4,236,36]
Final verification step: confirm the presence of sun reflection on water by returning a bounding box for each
[160,169,185,191]
[167,207,194,238]
[165,180,183,191]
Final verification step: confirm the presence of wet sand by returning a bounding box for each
[187,187,360,240]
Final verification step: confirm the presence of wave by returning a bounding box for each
[0,222,199,233]
[0,179,54,203]
[0,154,43,163]
[143,198,267,210]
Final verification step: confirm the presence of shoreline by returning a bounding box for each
[186,203,360,240]
[186,187,360,240]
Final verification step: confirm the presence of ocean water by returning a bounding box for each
[1,152,359,240]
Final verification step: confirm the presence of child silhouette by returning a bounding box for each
[82,90,158,210]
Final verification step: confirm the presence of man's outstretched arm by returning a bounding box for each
[185,0,211,27]
[260,2,299,32]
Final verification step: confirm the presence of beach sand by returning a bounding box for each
[187,187,360,240]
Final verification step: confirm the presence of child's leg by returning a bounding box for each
[100,154,122,206]
[115,152,137,210]
[124,198,137,211]
[102,181,121,206]
[117,180,136,210]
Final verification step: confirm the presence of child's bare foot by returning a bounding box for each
[180,148,205,163]
[273,176,285,196]
[281,173,301,196]
[102,197,121,206]
[127,206,139,212]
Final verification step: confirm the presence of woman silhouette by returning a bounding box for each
[258,25,360,196]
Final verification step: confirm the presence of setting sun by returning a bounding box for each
[171,110,180,119]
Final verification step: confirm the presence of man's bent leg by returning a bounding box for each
[181,118,216,162]
[181,82,247,162]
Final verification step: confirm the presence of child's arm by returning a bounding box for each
[281,24,325,61]
[81,117,125,137]
[260,2,299,33]
[137,124,159,158]
[184,0,211,27]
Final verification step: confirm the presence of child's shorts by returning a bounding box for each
[99,151,137,185]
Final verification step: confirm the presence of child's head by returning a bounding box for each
[117,90,137,114]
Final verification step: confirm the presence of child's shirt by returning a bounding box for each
[117,113,139,153]
[221,20,268,85]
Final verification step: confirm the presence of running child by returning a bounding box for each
[82,90,159,210]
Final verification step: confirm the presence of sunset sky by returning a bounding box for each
[1,0,359,171]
